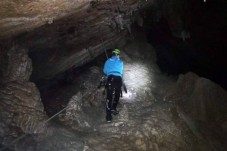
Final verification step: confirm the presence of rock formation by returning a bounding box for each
[167,72,227,123]
[0,0,226,151]
[166,72,227,150]
[0,43,48,150]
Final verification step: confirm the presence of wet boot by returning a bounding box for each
[106,113,112,122]
[111,103,119,115]
[111,108,119,115]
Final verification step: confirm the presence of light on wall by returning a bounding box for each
[122,62,152,102]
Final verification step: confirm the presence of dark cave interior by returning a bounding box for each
[144,0,227,89]
[0,0,227,151]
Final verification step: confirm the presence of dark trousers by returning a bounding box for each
[106,75,122,116]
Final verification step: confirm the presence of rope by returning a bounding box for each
[0,106,68,151]
[0,134,27,151]
[100,0,126,59]
[99,29,108,59]
[0,88,97,151]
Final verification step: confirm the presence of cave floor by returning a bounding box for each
[8,33,225,151]
[29,61,207,151]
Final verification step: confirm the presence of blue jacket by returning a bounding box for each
[103,56,124,77]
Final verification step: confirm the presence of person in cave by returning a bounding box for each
[103,49,124,122]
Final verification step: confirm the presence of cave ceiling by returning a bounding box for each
[0,0,151,39]
[0,0,158,80]
[0,0,215,80]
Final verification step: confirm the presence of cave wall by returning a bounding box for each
[0,0,227,150]
[144,0,227,89]
[0,43,48,149]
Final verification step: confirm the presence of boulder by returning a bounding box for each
[166,72,227,123]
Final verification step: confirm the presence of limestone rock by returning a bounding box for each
[0,81,47,136]
[167,72,227,123]
[0,0,152,39]
[0,43,48,150]
[59,93,91,130]
[58,66,105,131]
[0,44,32,83]
[123,32,157,62]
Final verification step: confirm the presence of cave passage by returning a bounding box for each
[144,0,227,89]
[0,0,227,151]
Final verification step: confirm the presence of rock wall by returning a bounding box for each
[166,72,227,123]
[165,72,227,150]
[1,43,32,83]
[0,0,152,39]
[0,43,48,149]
